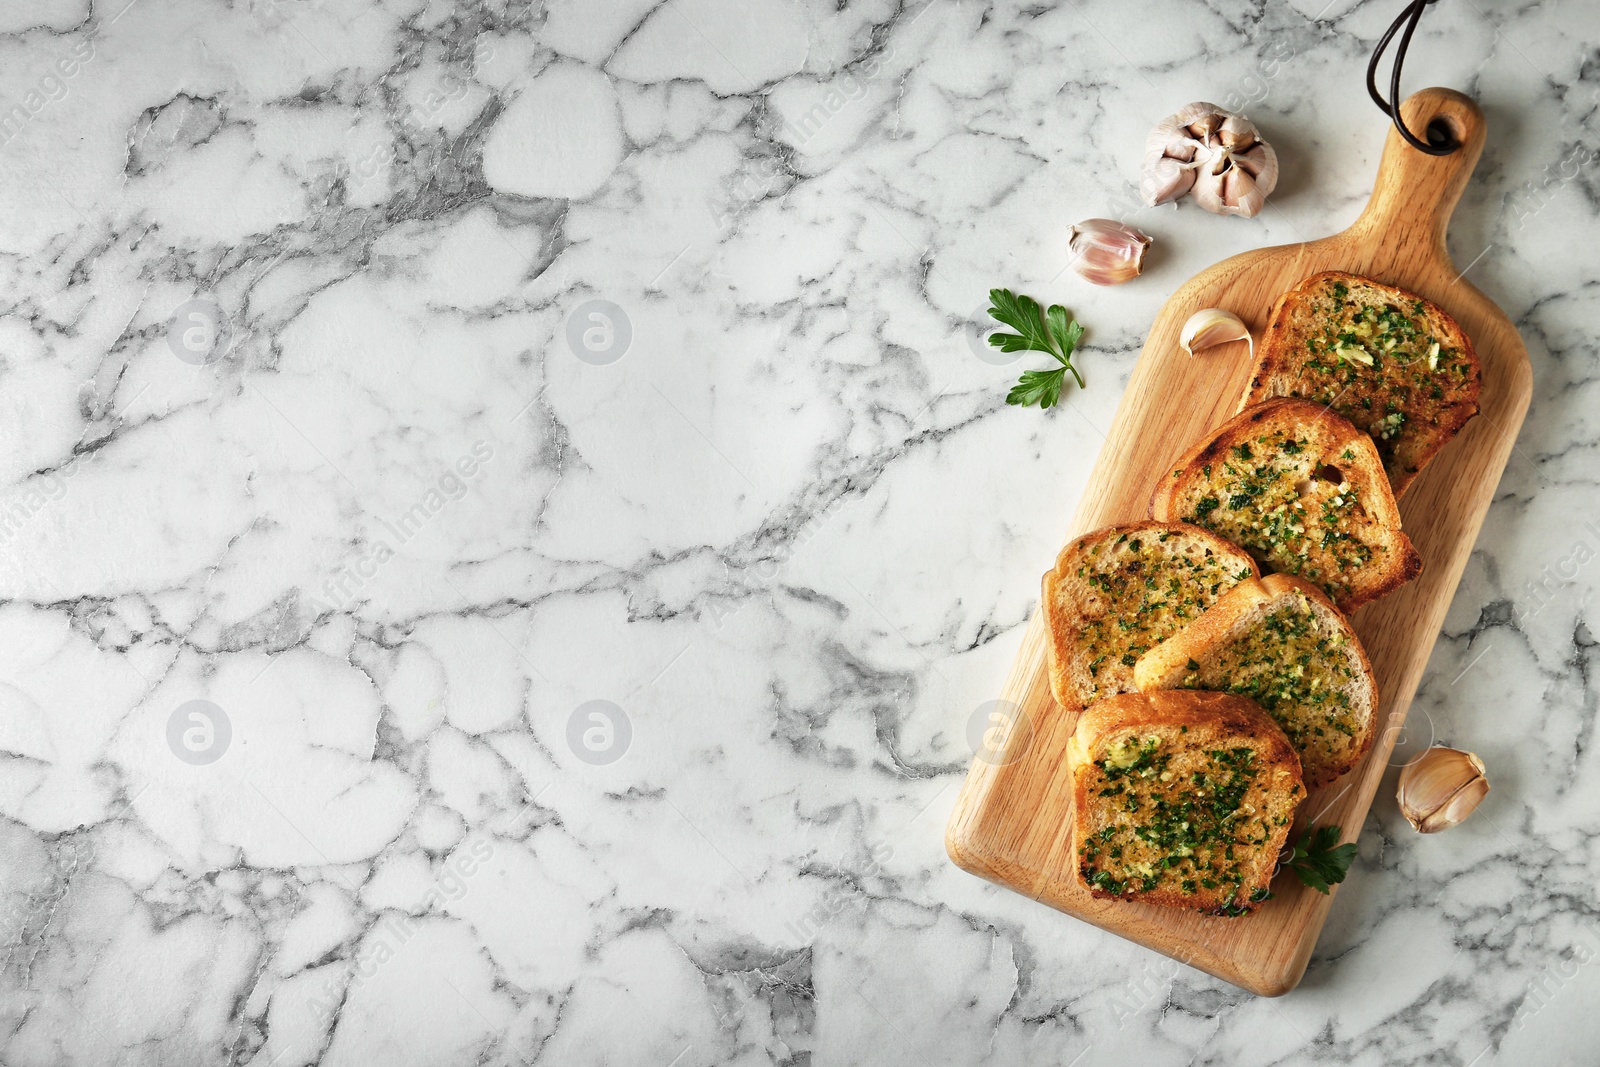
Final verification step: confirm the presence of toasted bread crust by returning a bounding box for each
[1068,690,1303,914]
[1151,397,1422,613]
[1132,574,1377,788]
[1243,271,1481,496]
[1042,521,1259,710]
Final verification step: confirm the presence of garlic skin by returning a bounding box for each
[1398,747,1489,833]
[1067,219,1152,286]
[1140,102,1279,218]
[1179,308,1253,358]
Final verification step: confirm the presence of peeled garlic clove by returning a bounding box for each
[1179,308,1252,357]
[1067,219,1151,286]
[1398,746,1489,833]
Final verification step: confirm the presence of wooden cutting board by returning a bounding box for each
[945,88,1533,996]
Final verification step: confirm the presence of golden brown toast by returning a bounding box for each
[1042,521,1258,710]
[1243,271,1481,496]
[1151,397,1421,613]
[1067,690,1303,915]
[1133,574,1377,788]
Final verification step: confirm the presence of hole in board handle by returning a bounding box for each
[1424,116,1460,153]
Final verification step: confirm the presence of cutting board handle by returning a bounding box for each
[1347,87,1487,266]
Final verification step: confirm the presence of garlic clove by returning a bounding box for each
[1397,746,1489,833]
[1067,218,1151,286]
[1174,101,1225,139]
[1229,142,1279,219]
[1217,114,1256,150]
[1179,308,1252,357]
[1194,153,1267,218]
[1236,141,1279,193]
[1139,154,1197,206]
[1222,166,1266,219]
[1189,159,1228,215]
[1145,122,1201,164]
[1425,774,1490,833]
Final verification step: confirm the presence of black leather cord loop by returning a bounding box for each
[1366,0,1459,155]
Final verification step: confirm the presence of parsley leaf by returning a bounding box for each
[1283,824,1357,894]
[1006,368,1067,408]
[986,288,1086,409]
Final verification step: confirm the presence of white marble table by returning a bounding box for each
[0,1,1595,1064]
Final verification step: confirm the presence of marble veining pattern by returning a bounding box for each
[0,0,1595,1064]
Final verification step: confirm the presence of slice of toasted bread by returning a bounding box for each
[1042,521,1258,709]
[1151,397,1421,613]
[1243,271,1481,496]
[1133,574,1376,788]
[1067,690,1303,915]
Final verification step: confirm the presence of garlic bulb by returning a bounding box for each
[1067,219,1152,286]
[1179,308,1253,357]
[1397,746,1489,833]
[1140,102,1279,218]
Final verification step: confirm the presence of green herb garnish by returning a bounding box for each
[985,288,1086,409]
[1283,824,1357,894]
